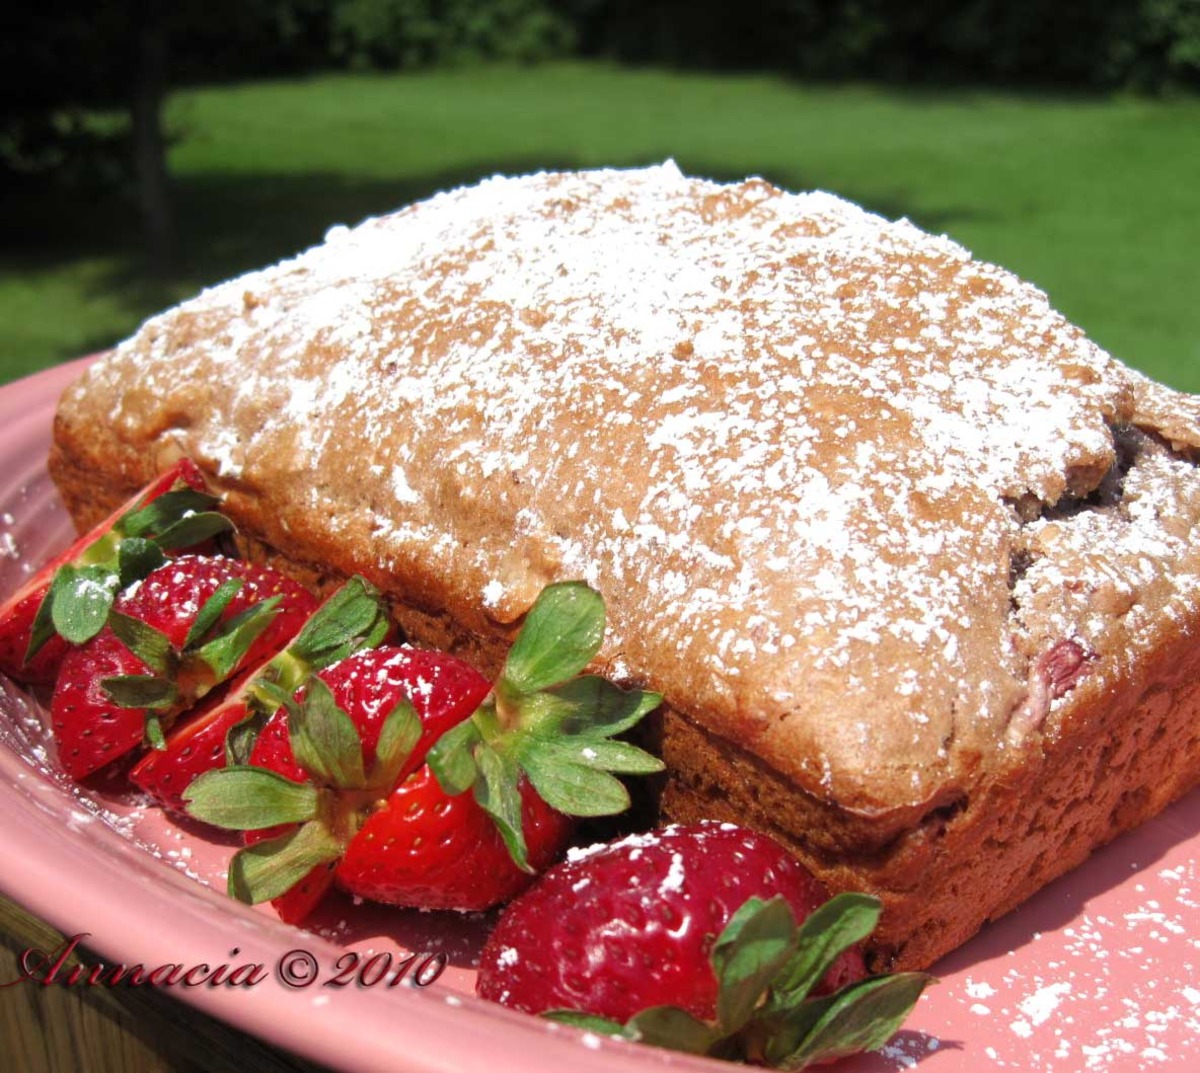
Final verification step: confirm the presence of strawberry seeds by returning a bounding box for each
[0,459,931,1070]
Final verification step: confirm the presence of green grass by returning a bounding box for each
[2,62,1198,390]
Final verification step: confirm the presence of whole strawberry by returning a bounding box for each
[476,822,932,1070]
[51,555,316,779]
[478,822,864,1019]
[185,582,664,918]
[0,459,229,683]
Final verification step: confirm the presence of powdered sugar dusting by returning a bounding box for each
[566,827,665,863]
[659,851,687,895]
[67,163,1200,809]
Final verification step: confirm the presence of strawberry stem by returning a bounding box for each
[426,582,664,871]
[270,647,312,696]
[77,530,122,568]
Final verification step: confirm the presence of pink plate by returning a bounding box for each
[1,360,1197,1073]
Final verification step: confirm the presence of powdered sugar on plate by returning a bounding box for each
[901,824,1199,1073]
[0,373,1197,1070]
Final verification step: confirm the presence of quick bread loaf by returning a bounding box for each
[49,163,1200,970]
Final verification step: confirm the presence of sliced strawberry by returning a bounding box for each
[251,645,493,787]
[184,583,663,920]
[120,555,314,655]
[131,577,392,810]
[0,459,228,684]
[51,630,155,777]
[476,822,931,1069]
[128,671,254,808]
[51,555,316,780]
[238,645,540,913]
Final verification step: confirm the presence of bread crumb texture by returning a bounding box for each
[59,162,1200,814]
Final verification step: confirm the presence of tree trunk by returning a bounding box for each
[131,3,173,272]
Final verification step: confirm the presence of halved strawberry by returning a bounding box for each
[238,645,569,917]
[0,459,235,684]
[245,645,576,914]
[51,555,316,779]
[131,577,392,811]
[185,583,664,919]
[127,669,257,808]
[477,822,931,1070]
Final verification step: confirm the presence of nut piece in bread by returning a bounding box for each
[49,163,1200,970]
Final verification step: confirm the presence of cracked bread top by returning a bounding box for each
[53,162,1200,817]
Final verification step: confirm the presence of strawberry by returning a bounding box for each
[333,753,572,911]
[184,582,664,918]
[131,576,393,811]
[249,645,572,916]
[51,555,316,779]
[0,459,230,683]
[129,669,259,807]
[188,643,568,917]
[477,822,865,1019]
[476,821,933,1070]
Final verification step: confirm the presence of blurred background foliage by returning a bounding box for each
[1,1,1198,386]
[570,0,1200,89]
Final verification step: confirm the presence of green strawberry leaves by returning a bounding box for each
[628,1007,723,1054]
[186,766,320,829]
[369,698,421,790]
[517,746,633,819]
[767,892,883,1010]
[551,675,663,737]
[472,744,529,868]
[182,578,402,906]
[116,539,167,588]
[422,718,480,794]
[196,597,282,682]
[501,582,605,694]
[120,489,231,552]
[145,715,167,751]
[289,676,368,791]
[224,576,392,765]
[546,894,934,1070]
[100,581,282,743]
[284,577,392,679]
[183,578,245,650]
[518,735,664,813]
[95,577,292,756]
[107,610,175,676]
[762,973,932,1069]
[25,480,232,662]
[102,675,180,710]
[426,581,664,871]
[187,580,661,907]
[226,822,343,905]
[509,677,664,818]
[713,897,800,1033]
[41,565,123,646]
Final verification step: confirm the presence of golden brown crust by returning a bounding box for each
[656,624,1200,971]
[46,439,1200,970]
[47,164,1200,969]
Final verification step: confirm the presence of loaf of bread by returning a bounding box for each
[49,163,1200,971]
